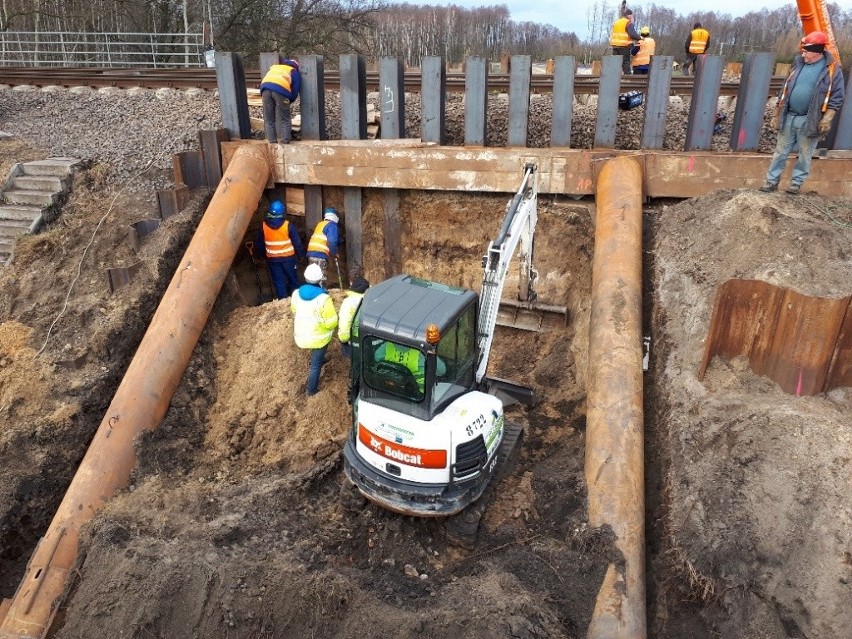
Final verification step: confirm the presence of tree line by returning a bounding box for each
[1,0,849,66]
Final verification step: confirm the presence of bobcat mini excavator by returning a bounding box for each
[341,164,567,548]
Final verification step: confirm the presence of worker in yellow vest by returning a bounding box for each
[292,263,338,396]
[631,26,656,75]
[260,58,300,144]
[306,207,340,286]
[609,7,640,74]
[682,23,710,76]
[338,276,369,359]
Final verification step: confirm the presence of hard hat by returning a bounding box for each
[323,207,339,223]
[801,31,828,52]
[305,263,323,283]
[268,200,285,219]
[640,26,650,36]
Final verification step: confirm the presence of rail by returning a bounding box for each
[0,65,787,96]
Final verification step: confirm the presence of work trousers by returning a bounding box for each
[613,46,633,74]
[765,114,820,188]
[307,343,329,396]
[262,90,292,144]
[267,258,299,299]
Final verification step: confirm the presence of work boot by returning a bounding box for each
[759,182,778,193]
[785,184,801,195]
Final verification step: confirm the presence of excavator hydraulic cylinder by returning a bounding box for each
[0,143,270,639]
[585,156,646,639]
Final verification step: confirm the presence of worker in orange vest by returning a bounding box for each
[631,26,655,75]
[256,199,304,299]
[682,22,710,76]
[260,58,301,144]
[610,7,641,74]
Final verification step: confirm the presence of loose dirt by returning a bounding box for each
[2,132,851,639]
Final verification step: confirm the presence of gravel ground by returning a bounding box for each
[0,84,777,192]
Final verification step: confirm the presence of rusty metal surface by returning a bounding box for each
[107,262,142,292]
[699,279,852,395]
[586,156,646,639]
[0,144,270,639]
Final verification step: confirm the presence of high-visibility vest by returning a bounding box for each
[610,17,632,47]
[384,342,425,393]
[261,64,297,94]
[689,28,710,54]
[262,220,295,258]
[291,289,338,349]
[308,220,331,256]
[338,292,363,343]
[632,38,656,67]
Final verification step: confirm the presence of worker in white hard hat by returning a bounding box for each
[292,262,338,396]
[306,207,341,286]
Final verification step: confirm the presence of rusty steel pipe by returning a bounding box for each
[585,156,646,639]
[0,144,270,639]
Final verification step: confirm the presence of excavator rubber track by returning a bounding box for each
[444,421,524,550]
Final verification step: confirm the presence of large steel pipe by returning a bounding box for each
[0,144,270,639]
[585,156,646,639]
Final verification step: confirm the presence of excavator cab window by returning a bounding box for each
[364,339,428,403]
[433,304,476,410]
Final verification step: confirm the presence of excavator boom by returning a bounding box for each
[796,0,840,65]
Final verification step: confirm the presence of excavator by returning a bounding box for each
[341,164,568,548]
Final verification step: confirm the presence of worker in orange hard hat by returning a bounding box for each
[760,31,845,195]
[682,22,710,76]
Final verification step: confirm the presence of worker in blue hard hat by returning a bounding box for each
[255,199,304,299]
[306,206,341,286]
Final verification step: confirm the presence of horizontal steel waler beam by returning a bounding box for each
[222,140,852,199]
[0,65,786,97]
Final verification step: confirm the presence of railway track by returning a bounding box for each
[0,65,784,96]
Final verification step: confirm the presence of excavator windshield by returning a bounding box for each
[361,303,476,412]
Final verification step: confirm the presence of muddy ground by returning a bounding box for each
[1,135,851,639]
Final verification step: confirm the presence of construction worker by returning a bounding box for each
[631,26,655,75]
[338,276,370,359]
[609,6,640,75]
[292,263,338,396]
[380,342,427,395]
[255,200,304,299]
[760,31,845,195]
[682,22,710,76]
[260,58,300,144]
[306,207,340,286]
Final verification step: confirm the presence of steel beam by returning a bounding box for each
[421,56,446,145]
[464,57,488,146]
[641,56,674,150]
[508,55,531,147]
[595,55,622,148]
[550,56,575,147]
[685,55,724,151]
[730,53,775,151]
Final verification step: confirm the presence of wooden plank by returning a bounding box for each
[222,141,852,197]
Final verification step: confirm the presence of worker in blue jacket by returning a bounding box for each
[760,31,845,194]
[256,200,305,299]
[306,207,340,285]
[260,58,301,144]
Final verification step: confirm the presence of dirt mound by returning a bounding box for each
[650,190,852,637]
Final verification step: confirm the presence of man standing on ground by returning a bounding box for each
[610,7,640,75]
[760,31,845,195]
[631,26,655,75]
[307,207,341,286]
[682,22,710,76]
[256,200,304,300]
[338,276,369,359]
[260,58,301,144]
[292,263,338,396]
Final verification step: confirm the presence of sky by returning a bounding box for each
[427,0,781,39]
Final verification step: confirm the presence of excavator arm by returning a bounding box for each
[475,164,539,383]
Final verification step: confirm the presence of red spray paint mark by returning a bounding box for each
[738,129,747,147]
[687,156,696,173]
[796,368,804,396]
